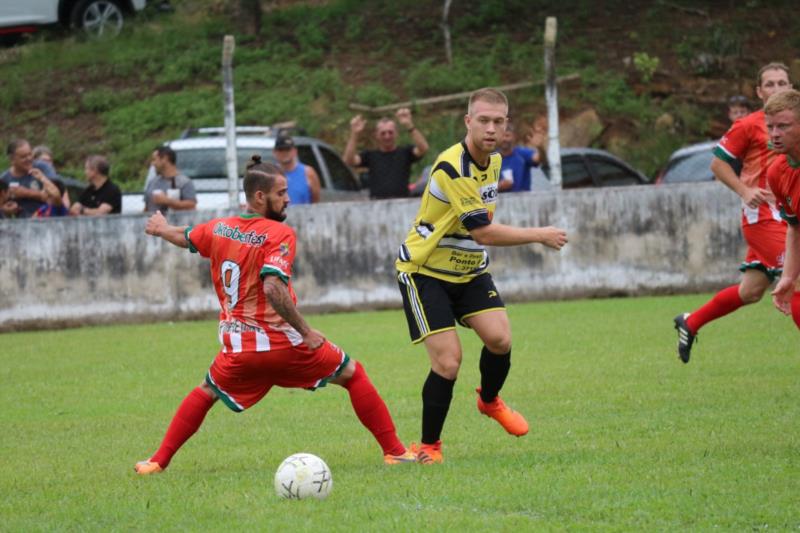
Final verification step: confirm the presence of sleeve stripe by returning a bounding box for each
[461,210,491,230]
[780,207,799,226]
[432,161,460,180]
[712,145,738,164]
[185,226,198,254]
[260,265,290,283]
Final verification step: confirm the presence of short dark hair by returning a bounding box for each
[728,95,750,109]
[86,155,110,176]
[757,62,791,87]
[0,180,8,193]
[6,139,29,157]
[243,154,283,201]
[155,145,176,165]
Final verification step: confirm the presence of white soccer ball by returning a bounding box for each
[274,453,333,500]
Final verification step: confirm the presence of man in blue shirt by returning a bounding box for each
[497,123,540,192]
[273,135,320,205]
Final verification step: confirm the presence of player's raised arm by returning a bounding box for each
[144,210,189,248]
[262,276,325,349]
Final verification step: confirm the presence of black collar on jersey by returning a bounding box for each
[460,140,490,175]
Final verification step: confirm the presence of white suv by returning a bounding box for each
[123,126,367,213]
[0,0,148,38]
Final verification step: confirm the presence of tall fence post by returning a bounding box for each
[544,17,562,187]
[222,35,238,208]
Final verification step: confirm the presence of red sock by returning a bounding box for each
[344,362,405,456]
[686,285,744,333]
[792,292,800,330]
[150,387,216,468]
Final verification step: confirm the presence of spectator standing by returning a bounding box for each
[673,62,793,362]
[33,144,71,210]
[728,95,752,124]
[273,134,321,204]
[144,146,197,213]
[70,155,122,216]
[343,107,429,199]
[0,181,18,218]
[1,139,59,218]
[497,122,540,192]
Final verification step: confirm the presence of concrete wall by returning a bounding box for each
[0,182,744,331]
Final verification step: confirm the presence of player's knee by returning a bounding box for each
[198,381,219,400]
[739,286,765,304]
[433,355,462,379]
[330,360,358,386]
[484,335,512,355]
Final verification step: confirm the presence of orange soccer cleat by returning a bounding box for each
[410,441,443,464]
[134,460,163,475]
[476,388,529,436]
[383,448,418,465]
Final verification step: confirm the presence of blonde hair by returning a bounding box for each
[468,87,508,115]
[764,89,800,119]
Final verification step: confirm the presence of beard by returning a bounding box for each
[266,205,287,222]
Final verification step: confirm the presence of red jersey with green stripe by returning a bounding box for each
[713,109,782,225]
[767,154,800,227]
[186,213,302,353]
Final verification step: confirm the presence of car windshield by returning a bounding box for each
[663,150,714,183]
[175,148,275,179]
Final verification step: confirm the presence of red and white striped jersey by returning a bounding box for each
[186,213,303,353]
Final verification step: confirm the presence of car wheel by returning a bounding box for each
[70,0,125,38]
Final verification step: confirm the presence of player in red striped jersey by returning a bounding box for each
[134,157,415,474]
[765,90,800,329]
[674,62,793,362]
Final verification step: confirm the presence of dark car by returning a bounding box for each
[542,147,650,188]
[409,147,649,196]
[656,141,718,185]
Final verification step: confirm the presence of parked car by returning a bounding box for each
[656,140,736,185]
[122,126,366,213]
[0,0,151,39]
[541,147,650,188]
[409,147,649,196]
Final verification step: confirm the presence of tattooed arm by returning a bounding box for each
[263,276,325,349]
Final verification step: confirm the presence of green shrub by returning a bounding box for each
[80,88,136,113]
[633,52,660,83]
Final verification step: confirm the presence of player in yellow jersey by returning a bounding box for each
[396,88,568,464]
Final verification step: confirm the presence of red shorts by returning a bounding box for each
[740,220,786,281]
[205,340,350,412]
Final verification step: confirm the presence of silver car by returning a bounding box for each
[123,126,366,213]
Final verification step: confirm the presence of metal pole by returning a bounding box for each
[544,17,562,188]
[222,35,238,209]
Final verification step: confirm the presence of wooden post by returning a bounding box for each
[544,17,561,187]
[442,0,453,65]
[222,35,238,209]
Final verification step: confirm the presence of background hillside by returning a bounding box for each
[1,0,799,191]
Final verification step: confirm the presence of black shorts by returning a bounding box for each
[397,272,505,343]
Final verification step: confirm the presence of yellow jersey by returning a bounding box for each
[396,140,500,283]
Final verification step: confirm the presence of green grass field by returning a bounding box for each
[1,294,798,531]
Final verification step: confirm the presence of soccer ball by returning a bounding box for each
[274,453,333,500]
